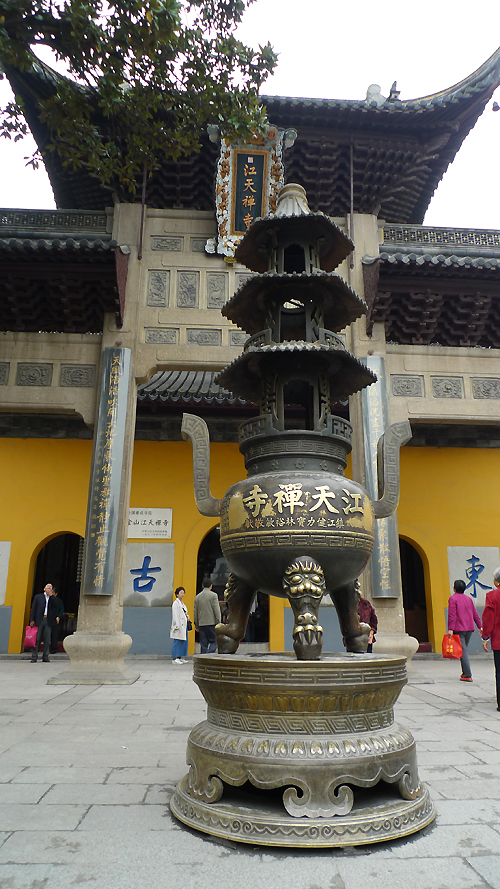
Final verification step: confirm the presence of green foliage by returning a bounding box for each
[0,0,277,191]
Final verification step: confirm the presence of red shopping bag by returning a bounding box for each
[23,625,38,649]
[442,633,463,659]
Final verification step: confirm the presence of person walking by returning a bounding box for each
[357,594,378,653]
[481,567,500,711]
[50,587,64,654]
[193,576,221,654]
[448,578,482,682]
[29,582,58,663]
[170,587,190,665]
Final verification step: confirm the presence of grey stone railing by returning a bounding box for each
[383,224,500,251]
[0,208,111,237]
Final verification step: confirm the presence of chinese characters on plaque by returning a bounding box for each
[232,481,366,532]
[83,348,131,596]
[447,546,499,607]
[361,355,401,598]
[234,152,265,233]
[127,508,172,539]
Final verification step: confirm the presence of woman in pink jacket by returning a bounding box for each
[448,579,482,682]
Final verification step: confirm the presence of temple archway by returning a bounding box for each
[399,537,430,649]
[32,533,84,642]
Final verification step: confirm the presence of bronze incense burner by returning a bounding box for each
[182,184,410,659]
[172,185,434,847]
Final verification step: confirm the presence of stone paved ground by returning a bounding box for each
[1,653,500,889]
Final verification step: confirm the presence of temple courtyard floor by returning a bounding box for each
[0,652,500,888]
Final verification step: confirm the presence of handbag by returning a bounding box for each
[186,619,193,632]
[23,625,38,649]
[442,633,463,659]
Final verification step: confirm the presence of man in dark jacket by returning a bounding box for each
[50,588,65,653]
[193,577,221,654]
[29,583,58,663]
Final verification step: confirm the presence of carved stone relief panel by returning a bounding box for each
[187,329,222,346]
[236,273,255,290]
[151,237,183,252]
[60,365,96,387]
[16,364,53,386]
[230,330,248,347]
[190,238,207,253]
[471,378,500,399]
[0,363,9,385]
[145,329,178,344]
[147,270,170,307]
[431,377,463,398]
[207,273,227,308]
[391,376,424,397]
[177,272,199,308]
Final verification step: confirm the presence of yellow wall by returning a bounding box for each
[5,435,494,656]
[398,446,500,651]
[0,436,287,654]
[0,439,91,651]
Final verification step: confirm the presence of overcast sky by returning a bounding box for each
[1,0,499,229]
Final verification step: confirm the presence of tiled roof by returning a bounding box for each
[137,371,246,405]
[5,48,500,223]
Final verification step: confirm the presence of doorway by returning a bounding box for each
[32,533,84,640]
[399,538,429,647]
[197,527,269,643]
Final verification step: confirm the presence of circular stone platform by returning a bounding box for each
[170,653,435,847]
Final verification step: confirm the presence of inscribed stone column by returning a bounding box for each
[49,345,139,685]
[346,214,417,660]
[361,355,418,660]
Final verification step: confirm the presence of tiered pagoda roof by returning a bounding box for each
[4,47,500,222]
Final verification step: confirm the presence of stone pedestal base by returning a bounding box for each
[372,631,419,661]
[170,653,435,847]
[47,631,139,685]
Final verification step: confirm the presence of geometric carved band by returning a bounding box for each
[222,529,374,554]
[207,705,395,735]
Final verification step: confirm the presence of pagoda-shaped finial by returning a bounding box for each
[274,183,311,218]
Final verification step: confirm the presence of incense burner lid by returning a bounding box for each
[235,214,353,273]
[216,342,377,404]
[222,271,367,335]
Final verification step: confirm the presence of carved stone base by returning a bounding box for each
[171,653,434,847]
[171,773,434,847]
[47,632,139,685]
[373,631,419,661]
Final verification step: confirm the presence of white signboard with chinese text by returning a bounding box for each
[123,542,175,606]
[447,546,500,607]
[128,508,172,539]
[0,542,11,605]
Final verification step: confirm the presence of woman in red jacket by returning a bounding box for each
[481,568,500,711]
[448,579,482,682]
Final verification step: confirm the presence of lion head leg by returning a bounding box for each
[216,573,256,654]
[330,579,369,653]
[282,556,325,661]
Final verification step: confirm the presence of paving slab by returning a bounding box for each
[1,654,500,887]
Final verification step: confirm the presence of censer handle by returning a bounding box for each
[371,420,412,519]
[181,413,222,517]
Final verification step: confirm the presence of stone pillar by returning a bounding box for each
[345,214,417,660]
[49,346,139,685]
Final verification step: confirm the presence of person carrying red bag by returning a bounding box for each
[481,568,500,711]
[448,579,482,682]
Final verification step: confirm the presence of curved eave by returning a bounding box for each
[0,236,118,259]
[262,45,500,120]
[216,342,376,403]
[137,371,247,406]
[222,271,367,334]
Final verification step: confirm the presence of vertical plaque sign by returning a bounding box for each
[361,356,401,599]
[233,151,266,233]
[82,348,131,596]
